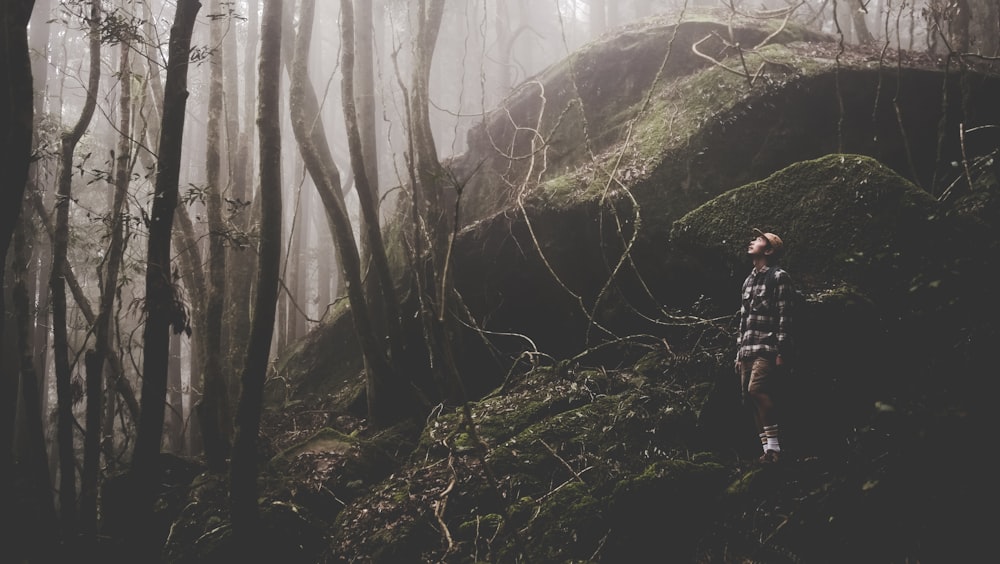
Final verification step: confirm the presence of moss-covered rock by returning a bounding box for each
[233,11,998,564]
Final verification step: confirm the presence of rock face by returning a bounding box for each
[277,11,1000,409]
[241,14,998,564]
[447,18,1000,375]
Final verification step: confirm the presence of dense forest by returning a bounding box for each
[1,0,998,562]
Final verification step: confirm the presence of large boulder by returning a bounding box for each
[276,10,1000,419]
[674,153,998,455]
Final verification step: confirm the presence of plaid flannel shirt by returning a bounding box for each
[737,265,794,361]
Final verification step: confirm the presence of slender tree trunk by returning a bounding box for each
[80,30,134,539]
[407,0,466,405]
[291,199,308,342]
[341,0,410,423]
[50,0,100,541]
[289,0,396,426]
[224,0,253,406]
[198,0,233,474]
[355,0,377,286]
[12,213,59,562]
[951,0,971,52]
[172,199,207,455]
[851,0,875,45]
[31,192,141,423]
[314,203,333,317]
[138,1,205,456]
[27,0,51,451]
[131,0,201,555]
[167,331,184,453]
[230,0,282,547]
[607,0,618,28]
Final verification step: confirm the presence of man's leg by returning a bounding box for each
[740,359,768,456]
[749,357,782,462]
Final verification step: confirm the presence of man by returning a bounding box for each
[736,229,795,464]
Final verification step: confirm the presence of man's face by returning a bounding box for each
[748,235,770,257]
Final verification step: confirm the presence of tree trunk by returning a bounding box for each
[289,0,396,426]
[950,0,971,52]
[851,0,875,45]
[1,10,35,548]
[50,0,100,541]
[0,0,34,350]
[172,200,207,454]
[606,0,618,29]
[27,0,51,455]
[11,213,59,562]
[230,0,282,546]
[224,0,254,406]
[131,0,201,554]
[81,28,135,540]
[292,196,308,342]
[354,0,378,286]
[138,0,205,456]
[167,331,185,453]
[341,0,410,422]
[30,192,141,424]
[407,0,466,405]
[314,203,334,317]
[198,0,233,474]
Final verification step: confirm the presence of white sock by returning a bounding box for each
[764,424,781,452]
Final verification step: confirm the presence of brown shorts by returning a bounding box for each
[739,356,776,396]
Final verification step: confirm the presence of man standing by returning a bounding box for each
[736,229,795,464]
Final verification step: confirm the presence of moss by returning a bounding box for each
[455,512,504,543]
[671,153,940,289]
[519,481,606,562]
[240,13,999,563]
[269,427,357,468]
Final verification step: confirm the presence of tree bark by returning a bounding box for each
[167,331,185,453]
[289,0,396,426]
[354,0,378,281]
[49,0,100,540]
[27,0,51,453]
[224,0,254,406]
[230,0,282,546]
[341,0,410,422]
[950,0,971,52]
[172,199,207,454]
[11,212,59,562]
[81,26,135,539]
[851,0,875,46]
[407,0,466,405]
[131,0,201,554]
[0,0,34,346]
[1,9,35,548]
[198,0,233,474]
[138,1,206,456]
[30,192,141,423]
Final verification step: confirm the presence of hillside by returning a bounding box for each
[154,11,999,563]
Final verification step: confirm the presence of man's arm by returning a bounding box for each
[774,270,794,364]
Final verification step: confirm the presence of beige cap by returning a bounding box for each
[753,228,783,255]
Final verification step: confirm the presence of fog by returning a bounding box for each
[3,0,993,555]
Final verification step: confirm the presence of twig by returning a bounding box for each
[539,439,586,484]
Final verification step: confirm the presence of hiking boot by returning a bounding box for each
[758,450,781,464]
